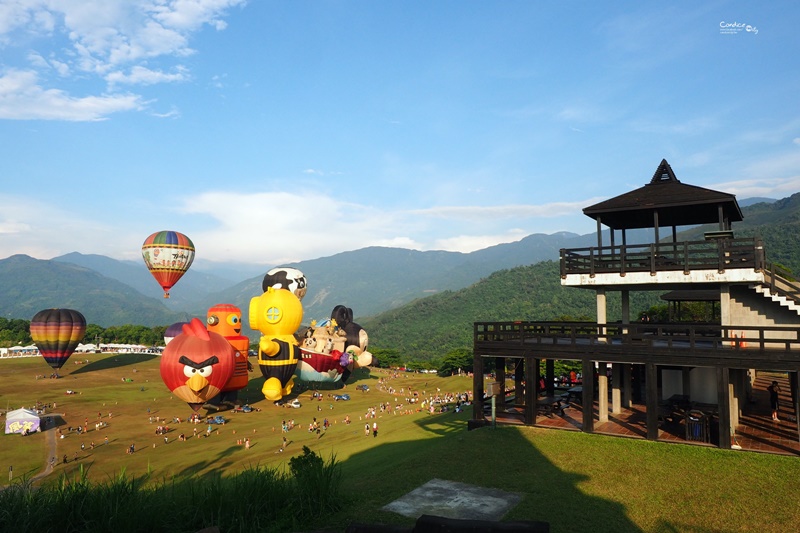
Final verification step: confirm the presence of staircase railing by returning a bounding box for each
[762,263,800,307]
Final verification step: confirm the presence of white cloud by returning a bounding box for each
[0,0,245,121]
[411,200,601,221]
[106,64,189,86]
[0,69,143,120]
[434,230,529,254]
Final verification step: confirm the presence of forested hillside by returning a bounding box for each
[363,261,661,361]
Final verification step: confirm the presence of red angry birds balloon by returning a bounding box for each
[160,318,236,411]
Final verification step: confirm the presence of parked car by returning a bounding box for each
[355,384,370,391]
[208,415,227,424]
[333,394,350,401]
[276,398,302,408]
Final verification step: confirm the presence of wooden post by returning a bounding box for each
[646,362,659,440]
[598,362,608,423]
[717,366,731,449]
[471,351,484,423]
[582,358,594,433]
[528,357,538,425]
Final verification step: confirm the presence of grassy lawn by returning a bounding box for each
[2,353,800,532]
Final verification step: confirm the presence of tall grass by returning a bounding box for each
[0,449,343,533]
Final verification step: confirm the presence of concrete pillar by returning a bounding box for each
[612,363,622,414]
[622,364,632,408]
[598,362,608,423]
[596,288,607,340]
[720,284,731,326]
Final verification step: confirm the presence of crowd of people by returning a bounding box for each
[40,367,476,473]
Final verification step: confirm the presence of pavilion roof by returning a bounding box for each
[582,159,743,230]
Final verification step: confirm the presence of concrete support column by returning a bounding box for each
[612,363,622,414]
[596,288,607,340]
[720,284,731,326]
[598,362,608,423]
[622,364,632,408]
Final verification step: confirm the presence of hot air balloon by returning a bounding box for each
[249,287,303,402]
[30,308,87,377]
[164,321,190,345]
[160,318,236,412]
[205,304,251,409]
[142,230,195,298]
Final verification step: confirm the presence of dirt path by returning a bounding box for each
[30,415,59,484]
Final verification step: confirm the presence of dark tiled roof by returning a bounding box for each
[660,289,720,302]
[583,159,743,230]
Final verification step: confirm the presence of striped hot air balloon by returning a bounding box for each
[141,230,195,298]
[30,308,87,375]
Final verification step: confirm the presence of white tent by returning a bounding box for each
[4,408,40,435]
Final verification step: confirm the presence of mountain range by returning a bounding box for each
[1,194,795,344]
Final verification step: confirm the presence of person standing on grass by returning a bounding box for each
[768,381,782,421]
[372,421,378,438]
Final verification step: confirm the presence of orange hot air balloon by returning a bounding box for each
[207,304,251,398]
[141,230,195,298]
[30,308,87,377]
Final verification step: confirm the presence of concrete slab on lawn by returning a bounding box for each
[381,478,522,521]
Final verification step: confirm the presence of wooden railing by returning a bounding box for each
[474,321,800,357]
[560,237,766,277]
[764,262,800,307]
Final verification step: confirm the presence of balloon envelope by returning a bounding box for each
[142,230,195,298]
[164,321,190,345]
[30,308,87,371]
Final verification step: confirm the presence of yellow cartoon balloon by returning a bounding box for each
[249,287,303,401]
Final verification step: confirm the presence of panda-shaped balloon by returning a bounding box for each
[262,267,307,301]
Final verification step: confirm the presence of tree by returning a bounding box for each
[437,348,473,376]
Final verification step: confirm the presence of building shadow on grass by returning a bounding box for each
[324,426,645,533]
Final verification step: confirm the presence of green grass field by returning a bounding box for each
[2,353,800,532]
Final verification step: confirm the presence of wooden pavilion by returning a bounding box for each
[471,159,800,453]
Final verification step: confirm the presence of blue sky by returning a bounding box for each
[1,1,798,269]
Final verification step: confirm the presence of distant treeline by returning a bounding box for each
[0,317,169,348]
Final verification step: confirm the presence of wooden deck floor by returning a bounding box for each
[488,373,800,456]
